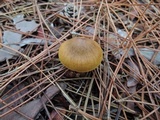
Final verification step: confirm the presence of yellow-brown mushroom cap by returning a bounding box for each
[58,37,103,72]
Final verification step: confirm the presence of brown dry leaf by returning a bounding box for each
[49,108,66,120]
[0,84,28,108]
[1,83,66,120]
[37,27,45,39]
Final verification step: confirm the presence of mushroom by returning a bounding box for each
[58,37,103,72]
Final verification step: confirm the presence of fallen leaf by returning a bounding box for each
[0,45,20,61]
[13,14,39,32]
[126,59,140,111]
[15,20,39,32]
[127,86,136,110]
[0,83,67,120]
[0,14,40,62]
[111,47,160,65]
[13,14,24,24]
[49,108,66,120]
[117,29,128,38]
[20,38,52,47]
[0,30,22,62]
[126,60,139,87]
[37,27,45,38]
[85,26,95,35]
[139,48,160,65]
[3,31,22,44]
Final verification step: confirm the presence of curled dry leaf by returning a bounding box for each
[37,27,45,38]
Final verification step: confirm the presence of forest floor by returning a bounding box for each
[0,0,160,120]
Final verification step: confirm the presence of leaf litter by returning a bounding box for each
[0,83,66,120]
[0,14,50,62]
[0,0,160,120]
